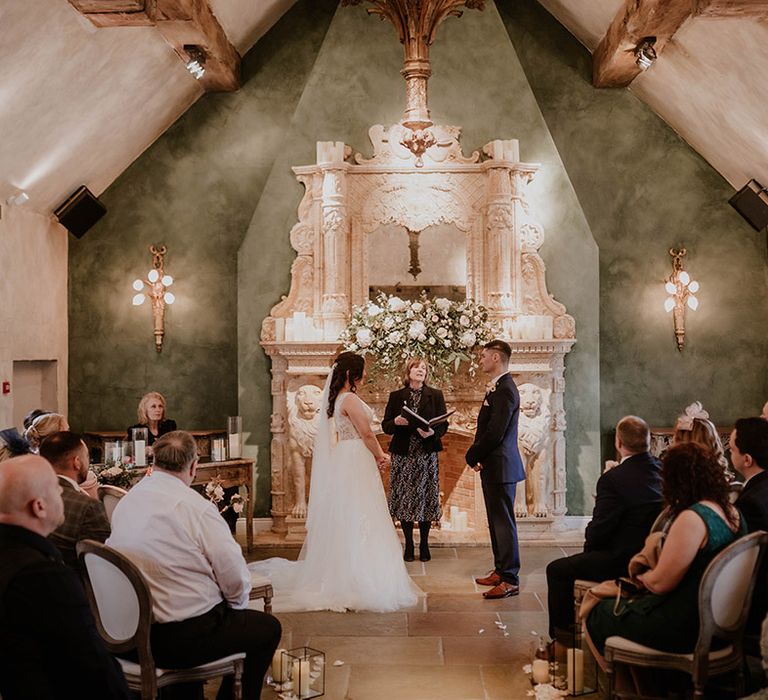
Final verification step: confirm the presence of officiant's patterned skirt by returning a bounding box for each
[389,435,441,522]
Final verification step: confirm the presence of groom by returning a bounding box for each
[466,339,524,599]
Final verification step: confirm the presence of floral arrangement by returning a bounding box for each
[205,476,246,516]
[96,459,135,489]
[340,291,496,383]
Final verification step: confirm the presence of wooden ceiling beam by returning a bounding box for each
[67,0,240,92]
[693,0,768,18]
[592,0,691,88]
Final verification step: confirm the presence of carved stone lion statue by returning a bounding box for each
[287,384,322,519]
[514,383,551,518]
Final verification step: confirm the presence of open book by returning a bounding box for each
[400,404,455,429]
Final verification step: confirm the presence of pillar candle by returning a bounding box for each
[532,658,550,684]
[567,648,584,693]
[450,505,459,529]
[292,658,311,697]
[457,511,468,531]
[274,317,285,341]
[293,312,306,339]
[228,433,242,459]
[285,318,295,342]
[271,649,287,683]
[134,440,146,467]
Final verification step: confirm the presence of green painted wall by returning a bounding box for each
[68,0,767,518]
[498,0,768,459]
[237,1,601,515]
[68,0,338,432]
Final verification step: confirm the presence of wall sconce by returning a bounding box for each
[663,247,699,351]
[132,245,175,353]
[635,37,657,71]
[184,45,206,80]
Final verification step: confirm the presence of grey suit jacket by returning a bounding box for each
[49,477,111,570]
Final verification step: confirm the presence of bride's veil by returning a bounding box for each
[298,365,336,561]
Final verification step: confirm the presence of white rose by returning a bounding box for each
[431,315,439,323]
[367,303,383,316]
[387,296,406,312]
[412,302,423,313]
[356,328,373,347]
[103,466,122,477]
[460,330,477,347]
[408,321,426,339]
[460,315,470,326]
[387,330,402,344]
[435,297,451,312]
[382,316,395,330]
[429,337,436,345]
[437,327,448,338]
[214,486,225,501]
[444,339,451,347]
[418,334,427,342]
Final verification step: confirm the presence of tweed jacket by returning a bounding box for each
[49,477,111,570]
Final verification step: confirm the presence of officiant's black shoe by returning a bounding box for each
[403,544,415,562]
[419,545,431,562]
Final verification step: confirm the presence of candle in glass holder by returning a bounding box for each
[227,416,242,459]
[532,658,550,684]
[131,428,148,467]
[567,648,584,693]
[292,658,311,697]
[271,648,288,683]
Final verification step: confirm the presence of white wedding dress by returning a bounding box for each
[248,384,422,613]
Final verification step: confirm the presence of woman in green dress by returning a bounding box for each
[586,441,745,663]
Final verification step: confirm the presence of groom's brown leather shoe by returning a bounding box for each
[475,570,502,587]
[483,582,519,599]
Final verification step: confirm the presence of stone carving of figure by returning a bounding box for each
[287,384,322,519]
[514,383,550,518]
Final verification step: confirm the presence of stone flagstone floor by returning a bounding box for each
[204,544,609,700]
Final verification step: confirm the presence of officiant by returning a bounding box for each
[382,358,448,562]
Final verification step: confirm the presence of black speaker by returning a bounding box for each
[54,186,106,238]
[729,179,768,232]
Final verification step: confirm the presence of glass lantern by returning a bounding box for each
[285,646,325,698]
[227,416,242,459]
[553,624,598,695]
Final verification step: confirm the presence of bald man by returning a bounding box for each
[0,455,130,700]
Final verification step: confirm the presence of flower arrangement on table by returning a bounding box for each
[340,292,496,384]
[205,476,246,516]
[96,459,135,489]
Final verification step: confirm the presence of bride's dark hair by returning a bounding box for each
[327,351,365,417]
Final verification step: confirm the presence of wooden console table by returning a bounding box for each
[193,459,254,554]
[84,429,226,462]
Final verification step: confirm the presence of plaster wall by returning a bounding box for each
[0,209,68,430]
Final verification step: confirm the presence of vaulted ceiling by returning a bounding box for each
[2,0,767,218]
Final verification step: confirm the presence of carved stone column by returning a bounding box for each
[550,353,568,518]
[318,142,350,341]
[483,162,516,317]
[267,353,289,534]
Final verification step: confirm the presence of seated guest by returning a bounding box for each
[0,428,30,463]
[39,431,111,570]
[127,391,177,447]
[23,408,50,431]
[23,412,69,452]
[672,400,729,474]
[0,455,130,700]
[546,416,663,638]
[586,442,745,665]
[730,417,768,635]
[107,431,280,700]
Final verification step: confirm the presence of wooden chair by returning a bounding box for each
[96,484,128,523]
[603,530,768,699]
[76,540,245,700]
[249,574,273,615]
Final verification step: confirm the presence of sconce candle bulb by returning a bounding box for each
[131,245,175,352]
[663,247,699,351]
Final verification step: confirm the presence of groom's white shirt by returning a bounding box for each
[489,371,509,389]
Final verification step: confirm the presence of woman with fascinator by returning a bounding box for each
[249,351,421,612]
[672,401,729,475]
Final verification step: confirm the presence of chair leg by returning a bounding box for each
[232,659,243,700]
[264,595,272,615]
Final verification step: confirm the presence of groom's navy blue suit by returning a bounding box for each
[466,373,525,585]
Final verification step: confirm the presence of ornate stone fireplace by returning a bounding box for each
[259,124,576,543]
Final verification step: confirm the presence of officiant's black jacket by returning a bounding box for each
[584,451,663,558]
[465,373,525,484]
[382,385,448,455]
[736,469,768,634]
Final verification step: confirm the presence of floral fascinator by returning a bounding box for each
[676,401,710,431]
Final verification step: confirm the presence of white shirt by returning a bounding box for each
[58,474,81,492]
[106,470,251,623]
[489,371,509,388]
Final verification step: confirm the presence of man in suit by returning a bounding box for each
[39,431,110,569]
[0,455,130,699]
[545,416,663,637]
[731,417,768,635]
[466,339,525,599]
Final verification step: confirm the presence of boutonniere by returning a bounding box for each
[485,381,497,395]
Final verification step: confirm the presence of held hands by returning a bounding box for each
[376,453,391,472]
[394,416,409,426]
[416,427,434,439]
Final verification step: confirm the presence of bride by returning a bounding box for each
[249,351,422,612]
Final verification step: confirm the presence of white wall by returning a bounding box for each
[0,207,68,430]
